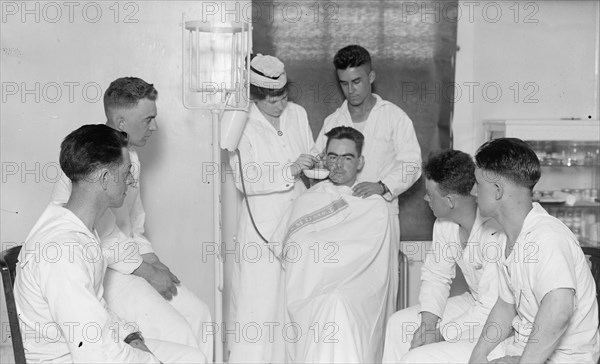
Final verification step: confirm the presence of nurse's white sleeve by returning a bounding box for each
[418,221,458,319]
[380,110,422,201]
[229,136,296,196]
[50,173,144,274]
[39,241,159,363]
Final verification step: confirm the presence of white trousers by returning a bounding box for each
[103,269,214,362]
[228,242,285,364]
[382,294,479,363]
[387,214,400,318]
[146,338,207,363]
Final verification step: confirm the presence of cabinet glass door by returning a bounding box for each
[526,140,600,247]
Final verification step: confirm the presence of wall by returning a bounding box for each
[0,1,252,355]
[454,0,600,154]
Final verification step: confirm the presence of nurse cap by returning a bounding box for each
[250,54,287,89]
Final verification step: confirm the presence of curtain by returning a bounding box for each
[252,0,458,240]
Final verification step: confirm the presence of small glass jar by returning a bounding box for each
[582,189,591,202]
[572,189,583,203]
[566,142,586,166]
[564,210,574,229]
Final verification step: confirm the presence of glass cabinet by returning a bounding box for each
[484,119,600,247]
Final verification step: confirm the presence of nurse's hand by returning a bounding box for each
[290,154,317,178]
[352,181,384,198]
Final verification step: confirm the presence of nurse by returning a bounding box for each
[227,54,316,363]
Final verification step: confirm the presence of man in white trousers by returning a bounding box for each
[15,124,206,363]
[313,45,422,314]
[383,149,505,363]
[51,77,213,361]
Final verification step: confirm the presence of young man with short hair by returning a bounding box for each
[469,138,599,363]
[279,126,392,362]
[383,149,504,363]
[51,77,213,360]
[314,45,422,313]
[15,124,206,363]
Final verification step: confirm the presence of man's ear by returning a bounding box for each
[99,169,111,191]
[357,155,365,171]
[112,114,126,131]
[495,182,504,200]
[446,194,455,209]
[369,70,376,84]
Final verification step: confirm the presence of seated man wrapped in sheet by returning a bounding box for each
[275,126,393,363]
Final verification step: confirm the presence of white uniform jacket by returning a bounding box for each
[313,94,422,215]
[51,149,150,274]
[14,203,159,363]
[227,101,314,363]
[419,211,504,339]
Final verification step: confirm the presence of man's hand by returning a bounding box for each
[352,181,384,198]
[410,322,443,349]
[290,154,317,178]
[152,260,181,285]
[133,261,179,300]
[141,252,160,265]
[489,356,520,364]
[128,337,152,353]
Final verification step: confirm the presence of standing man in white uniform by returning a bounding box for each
[314,45,422,314]
[469,138,599,363]
[383,149,504,363]
[51,77,213,360]
[14,124,206,363]
[227,54,315,363]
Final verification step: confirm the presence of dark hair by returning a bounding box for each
[333,45,372,70]
[325,126,365,156]
[475,137,541,190]
[423,149,475,196]
[103,77,158,112]
[60,124,128,183]
[249,82,292,101]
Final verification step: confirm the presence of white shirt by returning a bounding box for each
[51,150,149,274]
[314,94,422,215]
[14,203,159,363]
[498,203,599,362]
[419,211,504,337]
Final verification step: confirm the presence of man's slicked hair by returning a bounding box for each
[60,124,128,183]
[333,45,372,71]
[103,77,158,113]
[325,126,365,156]
[423,149,475,196]
[475,137,541,191]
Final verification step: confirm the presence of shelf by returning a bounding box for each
[538,201,600,209]
[540,163,599,168]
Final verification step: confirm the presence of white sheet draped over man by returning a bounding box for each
[275,126,393,363]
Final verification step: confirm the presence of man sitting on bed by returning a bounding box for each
[275,126,393,363]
